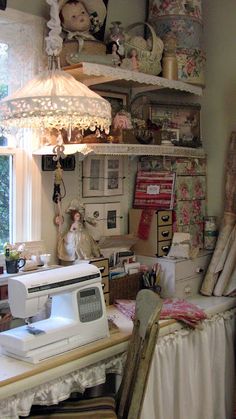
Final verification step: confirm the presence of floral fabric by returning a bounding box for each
[114,297,207,328]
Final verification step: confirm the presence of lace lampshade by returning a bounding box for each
[0,69,111,132]
[0,0,112,134]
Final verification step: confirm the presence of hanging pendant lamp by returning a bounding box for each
[0,0,111,134]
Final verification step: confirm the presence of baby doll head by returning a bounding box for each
[59,0,107,34]
[60,1,91,33]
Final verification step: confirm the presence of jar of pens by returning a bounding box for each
[141,263,162,295]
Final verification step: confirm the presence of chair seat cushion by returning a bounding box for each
[26,396,117,418]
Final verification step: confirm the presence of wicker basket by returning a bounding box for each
[123,22,164,75]
[109,273,142,305]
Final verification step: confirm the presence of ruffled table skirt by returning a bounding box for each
[141,309,236,419]
[0,353,126,418]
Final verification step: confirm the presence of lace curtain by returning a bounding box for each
[0,8,46,92]
[0,7,46,148]
[0,8,47,241]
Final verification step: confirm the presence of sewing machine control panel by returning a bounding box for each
[77,287,103,322]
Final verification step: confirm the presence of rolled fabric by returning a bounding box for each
[200,212,236,296]
[213,225,236,296]
[201,132,236,296]
[223,264,236,296]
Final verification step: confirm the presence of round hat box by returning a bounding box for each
[148,0,202,23]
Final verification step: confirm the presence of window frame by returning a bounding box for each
[0,146,42,263]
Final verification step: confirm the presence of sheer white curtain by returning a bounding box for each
[0,8,46,241]
[141,309,236,419]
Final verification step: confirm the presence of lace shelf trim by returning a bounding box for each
[64,62,203,96]
[34,143,206,158]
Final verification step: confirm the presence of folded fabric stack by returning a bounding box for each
[161,298,207,328]
[114,297,207,328]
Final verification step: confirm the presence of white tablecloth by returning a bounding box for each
[141,308,236,419]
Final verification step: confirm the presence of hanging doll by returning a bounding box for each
[57,200,101,262]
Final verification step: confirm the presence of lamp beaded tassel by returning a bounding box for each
[0,0,111,135]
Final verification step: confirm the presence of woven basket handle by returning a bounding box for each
[124,21,163,60]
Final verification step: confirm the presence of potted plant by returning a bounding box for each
[4,242,26,273]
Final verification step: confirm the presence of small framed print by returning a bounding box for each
[82,156,105,197]
[84,202,121,239]
[104,202,121,235]
[104,156,123,196]
[166,128,180,144]
[82,156,124,197]
[84,203,104,240]
[94,90,129,117]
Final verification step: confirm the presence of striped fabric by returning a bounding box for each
[25,396,117,418]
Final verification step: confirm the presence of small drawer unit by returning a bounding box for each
[129,208,173,257]
[157,250,212,298]
[89,257,110,305]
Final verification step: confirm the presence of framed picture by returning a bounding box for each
[94,90,129,117]
[83,156,105,197]
[84,202,121,239]
[149,102,201,148]
[104,156,123,195]
[82,155,124,197]
[162,128,180,144]
[104,202,121,235]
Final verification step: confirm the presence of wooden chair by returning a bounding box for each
[26,289,163,419]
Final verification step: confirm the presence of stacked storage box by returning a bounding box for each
[148,0,205,86]
[129,209,173,257]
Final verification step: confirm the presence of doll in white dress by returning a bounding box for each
[58,205,101,263]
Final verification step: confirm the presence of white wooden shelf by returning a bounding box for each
[34,63,204,157]
[63,62,203,96]
[33,143,206,158]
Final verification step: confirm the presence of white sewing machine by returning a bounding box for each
[0,264,109,364]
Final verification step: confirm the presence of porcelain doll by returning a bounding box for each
[129,48,139,71]
[106,41,122,66]
[58,205,101,262]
